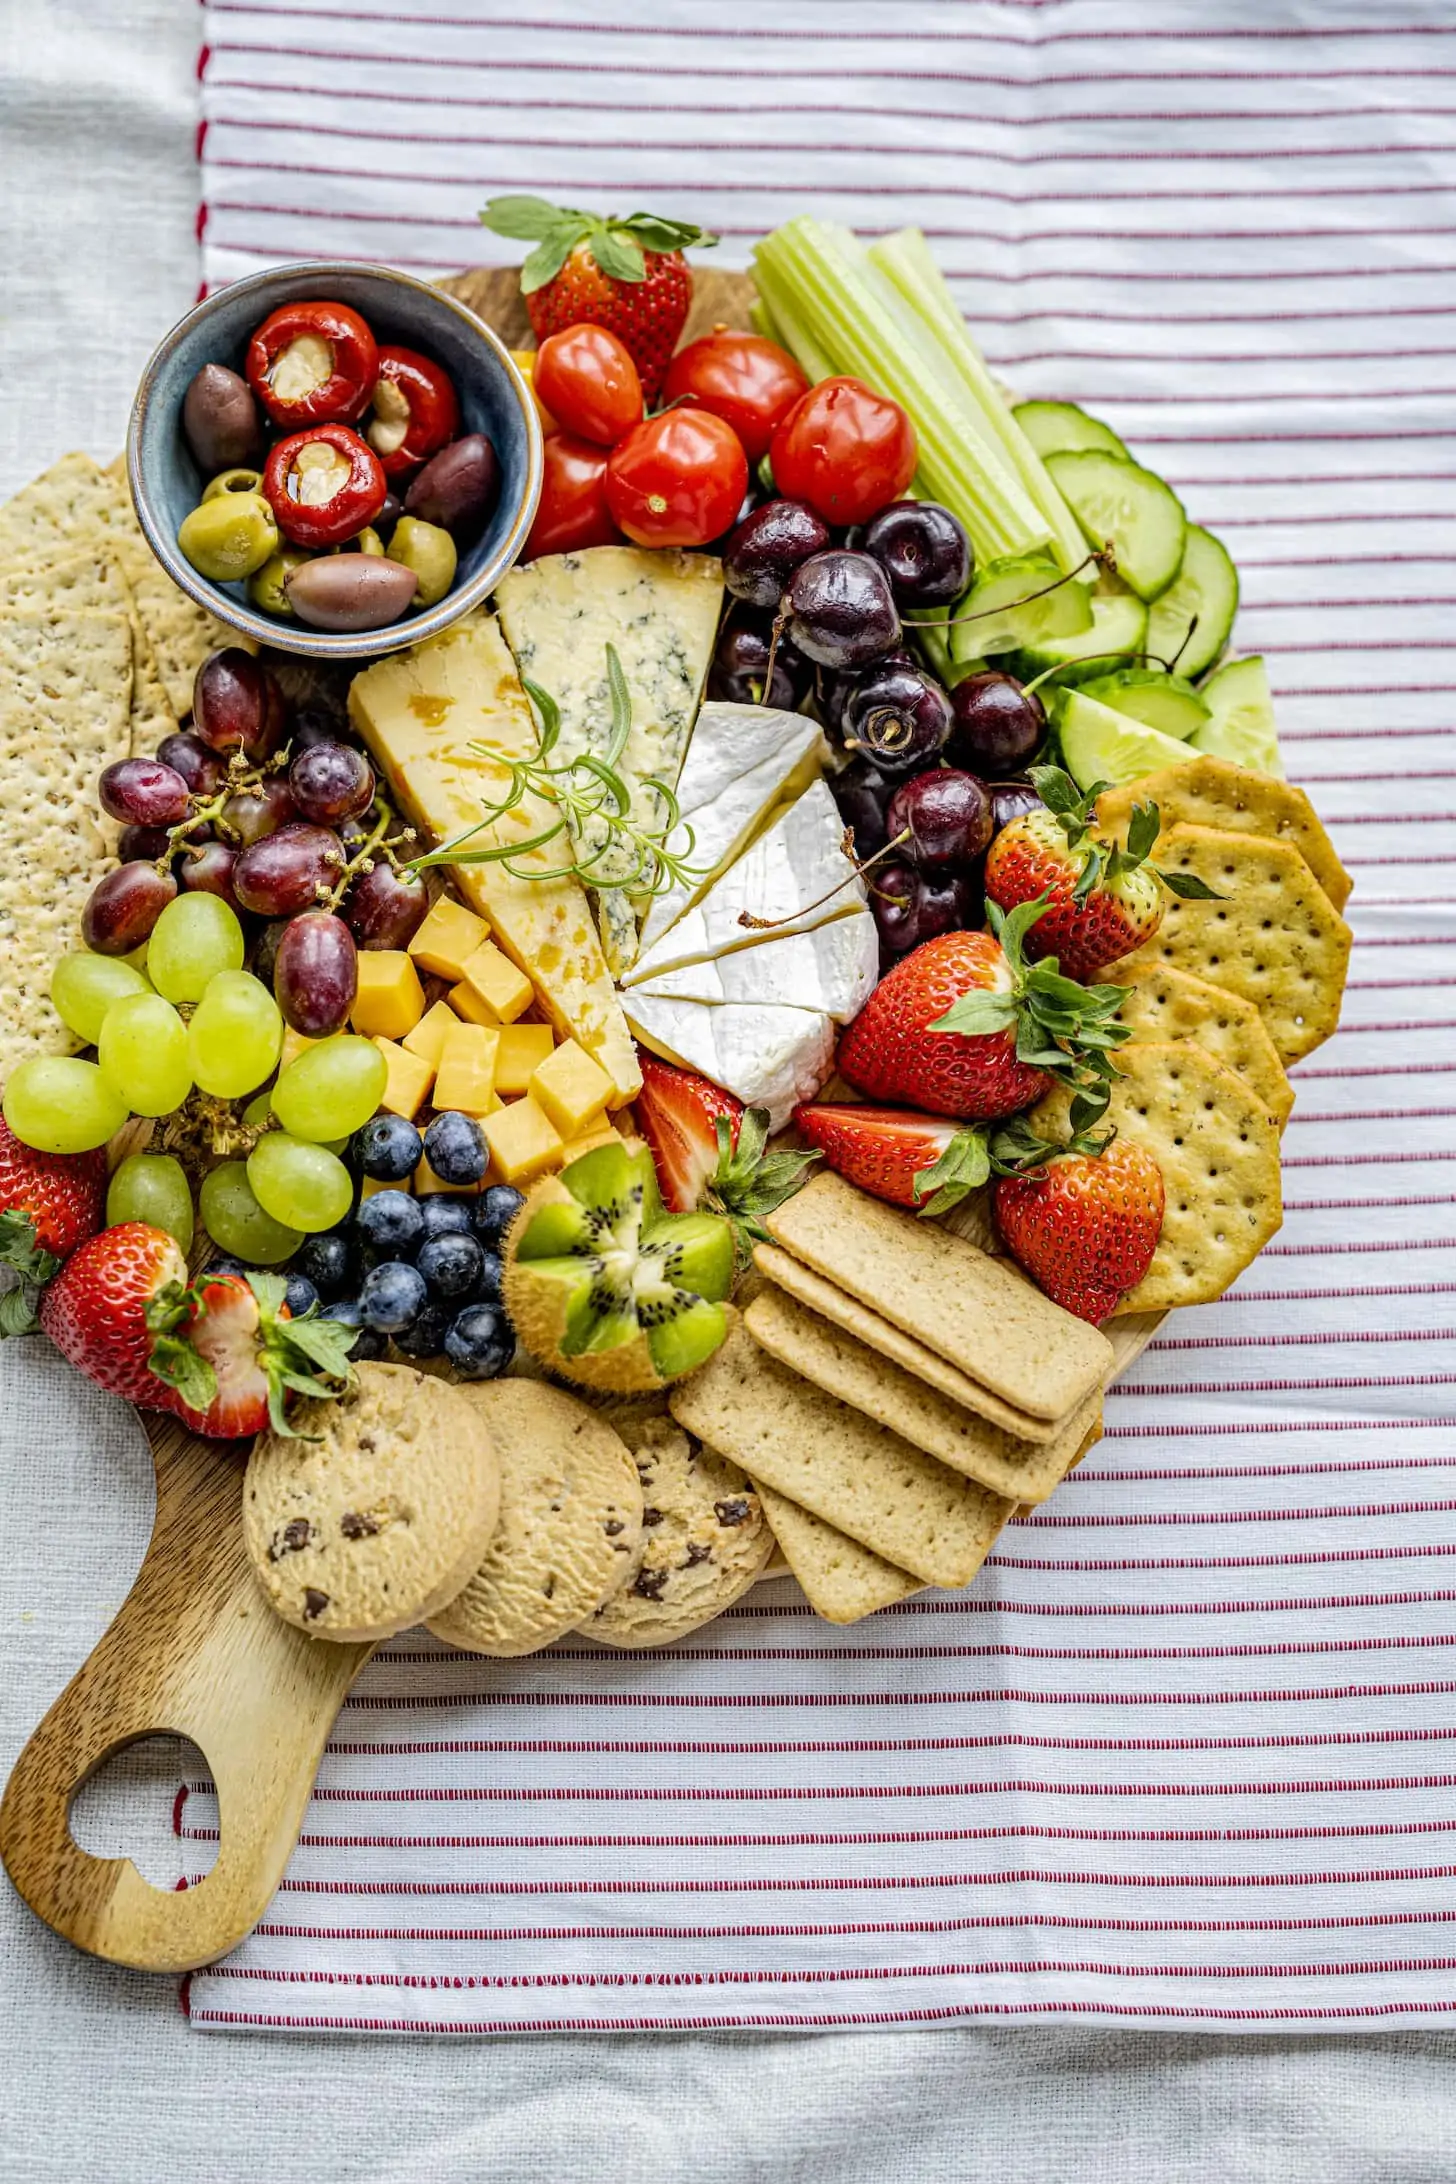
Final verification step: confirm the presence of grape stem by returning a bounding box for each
[319,796,414,911]
[155,744,292,872]
[736,824,912,931]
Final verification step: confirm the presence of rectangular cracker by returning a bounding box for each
[1106,958,1294,1128]
[0,544,177,754]
[1095,752,1351,915]
[755,1482,924,1623]
[763,1171,1113,1421]
[670,1317,1013,1588]
[745,1284,1103,1502]
[0,609,133,1082]
[1119,823,1351,1063]
[753,1243,1062,1442]
[1031,1039,1283,1314]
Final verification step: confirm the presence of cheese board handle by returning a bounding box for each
[0,1411,372,1973]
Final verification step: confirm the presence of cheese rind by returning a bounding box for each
[622,993,837,1131]
[629,905,877,1022]
[347,613,640,1104]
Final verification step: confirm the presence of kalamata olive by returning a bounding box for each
[284,555,418,632]
[377,489,404,534]
[723,499,831,609]
[784,549,900,668]
[885,768,993,872]
[841,663,953,775]
[182,362,263,474]
[403,434,500,543]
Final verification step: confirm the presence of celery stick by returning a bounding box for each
[867,228,1086,572]
[748,257,838,385]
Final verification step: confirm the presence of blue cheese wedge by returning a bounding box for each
[628,905,877,1022]
[637,701,826,958]
[622,994,838,1130]
[347,612,640,1105]
[621,779,865,988]
[494,545,723,975]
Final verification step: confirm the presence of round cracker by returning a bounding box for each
[243,1362,501,1644]
[427,1382,643,1657]
[1030,1038,1282,1313]
[1106,958,1294,1127]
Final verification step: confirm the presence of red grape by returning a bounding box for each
[180,839,242,911]
[82,861,177,954]
[343,858,428,950]
[290,742,374,826]
[232,823,345,918]
[273,910,358,1037]
[221,776,298,847]
[98,757,190,829]
[192,648,286,760]
[155,731,225,798]
[117,823,174,863]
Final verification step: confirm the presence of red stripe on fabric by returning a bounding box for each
[195,9,1456,42]
[172,2005,1456,2033]
[180,1954,1456,1988]
[260,1865,1456,1900]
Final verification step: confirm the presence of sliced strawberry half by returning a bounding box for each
[634,1051,745,1214]
[794,1103,994,1217]
[161,1271,360,1441]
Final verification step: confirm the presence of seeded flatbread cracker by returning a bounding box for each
[1031,1038,1283,1314]
[0,609,133,1084]
[751,1242,1064,1442]
[0,451,139,563]
[1116,823,1351,1063]
[0,545,176,754]
[764,1171,1112,1421]
[583,1410,772,1648]
[755,1483,924,1624]
[427,1381,643,1657]
[744,1283,1103,1503]
[1106,958,1294,1127]
[1096,753,1351,915]
[109,534,241,719]
[671,1316,1013,1588]
[244,1364,502,1643]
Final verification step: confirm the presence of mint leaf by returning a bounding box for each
[479,195,580,241]
[589,225,646,283]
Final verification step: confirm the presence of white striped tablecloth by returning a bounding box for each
[184,0,1456,2034]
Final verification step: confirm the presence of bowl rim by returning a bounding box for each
[125,258,544,663]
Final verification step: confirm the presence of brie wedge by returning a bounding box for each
[622,993,838,1130]
[628,904,877,1022]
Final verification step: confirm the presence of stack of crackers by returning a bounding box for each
[0,452,238,1081]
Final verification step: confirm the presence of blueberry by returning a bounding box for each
[360,1259,429,1333]
[283,1272,319,1318]
[295,1230,359,1301]
[471,1250,505,1308]
[418,1195,475,1242]
[355,1188,424,1260]
[424,1110,488,1186]
[354,1113,423,1183]
[206,1255,248,1279]
[390,1299,453,1359]
[318,1297,387,1361]
[472,1182,525,1251]
[415,1230,483,1301]
[444,1303,514,1380]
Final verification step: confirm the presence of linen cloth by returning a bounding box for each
[6,0,1456,2168]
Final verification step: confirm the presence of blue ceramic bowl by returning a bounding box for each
[127,261,543,661]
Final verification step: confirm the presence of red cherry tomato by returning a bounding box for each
[661,331,809,464]
[245,300,377,428]
[525,433,624,560]
[604,410,748,550]
[533,325,644,449]
[366,345,460,478]
[770,376,918,527]
[262,423,387,549]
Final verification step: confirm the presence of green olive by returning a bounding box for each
[386,516,457,608]
[248,545,315,616]
[178,491,279,583]
[335,526,385,558]
[201,466,265,502]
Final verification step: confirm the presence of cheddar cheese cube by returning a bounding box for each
[278,1027,319,1073]
[351,951,426,1040]
[484,1095,564,1186]
[414,1155,480,1198]
[361,1171,406,1201]
[560,1120,621,1163]
[408,897,489,980]
[402,998,456,1072]
[453,940,534,1026]
[492,1022,555,1095]
[434,1021,501,1116]
[372,1036,434,1121]
[530,1038,614,1139]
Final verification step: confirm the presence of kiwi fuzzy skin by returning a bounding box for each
[502,1171,675,1395]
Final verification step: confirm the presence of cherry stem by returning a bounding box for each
[736,825,913,932]
[902,548,1110,633]
[761,607,789,708]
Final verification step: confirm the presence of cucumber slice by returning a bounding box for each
[1013,399,1131,464]
[948,552,1093,663]
[1045,449,1187,603]
[1189,655,1283,777]
[1146,524,1240,681]
[1059,689,1198,795]
[1079,667,1211,742]
[907,612,987,691]
[1008,586,1149,684]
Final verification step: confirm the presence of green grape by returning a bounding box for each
[106,1153,194,1252]
[50,951,152,1045]
[121,942,151,976]
[247,1132,353,1233]
[146,892,245,1004]
[188,970,282,1098]
[271,1036,387,1143]
[3,1056,128,1154]
[97,993,193,1118]
[242,1089,273,1128]
[199,1160,303,1265]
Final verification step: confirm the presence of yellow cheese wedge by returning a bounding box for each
[372,1036,434,1120]
[348,612,640,1103]
[408,896,489,980]
[493,1022,555,1094]
[530,1037,613,1139]
[351,951,426,1040]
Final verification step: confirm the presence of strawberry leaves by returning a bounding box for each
[0,1209,59,1336]
[1029,765,1223,907]
[911,1125,990,1216]
[145,1278,216,1413]
[479,197,716,295]
[706,1106,820,1267]
[245,1271,359,1438]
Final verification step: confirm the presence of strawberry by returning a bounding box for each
[39,1222,192,1406]
[794,1103,993,1217]
[836,903,1132,1127]
[985,765,1220,981]
[994,1138,1166,1324]
[0,1119,107,1334]
[480,197,716,402]
[633,1051,819,1263]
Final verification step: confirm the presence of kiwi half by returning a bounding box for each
[503,1138,734,1394]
